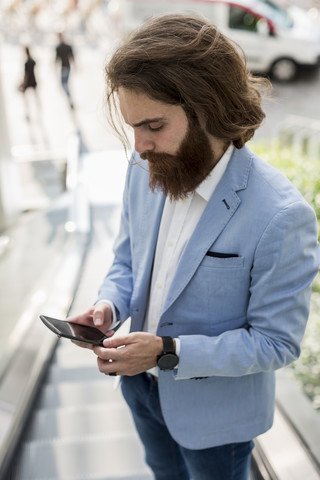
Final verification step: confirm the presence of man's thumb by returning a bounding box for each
[93,307,104,327]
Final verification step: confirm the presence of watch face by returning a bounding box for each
[158,353,178,370]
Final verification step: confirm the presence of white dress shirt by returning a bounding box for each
[145,145,234,371]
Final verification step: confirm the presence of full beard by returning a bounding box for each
[140,117,215,201]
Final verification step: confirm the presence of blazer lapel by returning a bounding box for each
[162,146,253,314]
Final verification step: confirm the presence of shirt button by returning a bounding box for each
[157,283,163,289]
[168,241,173,247]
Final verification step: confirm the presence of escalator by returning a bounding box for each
[8,210,152,480]
[1,146,320,480]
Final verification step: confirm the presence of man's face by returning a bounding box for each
[118,88,216,200]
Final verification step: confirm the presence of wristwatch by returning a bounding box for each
[157,336,179,370]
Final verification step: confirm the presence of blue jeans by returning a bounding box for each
[121,373,254,480]
[61,67,71,99]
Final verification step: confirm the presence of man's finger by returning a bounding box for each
[102,335,130,349]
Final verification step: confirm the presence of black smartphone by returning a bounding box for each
[40,315,107,346]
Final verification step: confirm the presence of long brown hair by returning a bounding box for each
[105,13,269,149]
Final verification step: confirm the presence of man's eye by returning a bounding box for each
[148,124,163,132]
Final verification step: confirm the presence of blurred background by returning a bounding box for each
[0,1,320,479]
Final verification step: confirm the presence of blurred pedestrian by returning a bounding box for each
[55,32,75,109]
[19,46,37,93]
[18,46,38,121]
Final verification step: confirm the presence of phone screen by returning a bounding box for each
[40,315,107,345]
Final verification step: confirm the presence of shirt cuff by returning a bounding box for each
[175,337,181,357]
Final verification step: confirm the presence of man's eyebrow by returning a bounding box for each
[132,117,164,127]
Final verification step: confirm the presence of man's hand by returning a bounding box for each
[67,304,114,349]
[93,332,164,376]
[67,304,113,330]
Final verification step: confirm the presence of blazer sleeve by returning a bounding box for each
[176,199,320,379]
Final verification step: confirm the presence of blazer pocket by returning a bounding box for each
[206,251,238,258]
[200,254,244,268]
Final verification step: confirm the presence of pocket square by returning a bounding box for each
[206,251,239,258]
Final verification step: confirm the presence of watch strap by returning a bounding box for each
[161,336,175,354]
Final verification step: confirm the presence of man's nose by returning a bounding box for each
[134,131,155,154]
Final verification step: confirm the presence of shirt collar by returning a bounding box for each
[196,144,234,202]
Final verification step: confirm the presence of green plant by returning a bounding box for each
[251,141,320,229]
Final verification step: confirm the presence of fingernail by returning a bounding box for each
[95,317,103,326]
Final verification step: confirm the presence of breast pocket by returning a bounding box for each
[192,254,250,326]
[199,254,246,295]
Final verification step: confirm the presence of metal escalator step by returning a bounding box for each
[13,433,153,480]
[45,364,103,384]
[42,338,105,384]
[51,339,100,368]
[35,378,122,409]
[24,402,135,441]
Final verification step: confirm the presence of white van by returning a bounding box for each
[108,0,320,81]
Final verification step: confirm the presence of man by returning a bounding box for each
[55,32,75,108]
[69,13,320,480]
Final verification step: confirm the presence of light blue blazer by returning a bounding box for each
[97,145,320,449]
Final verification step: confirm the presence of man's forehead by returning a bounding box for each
[118,87,172,126]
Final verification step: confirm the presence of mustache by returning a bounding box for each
[140,151,174,163]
